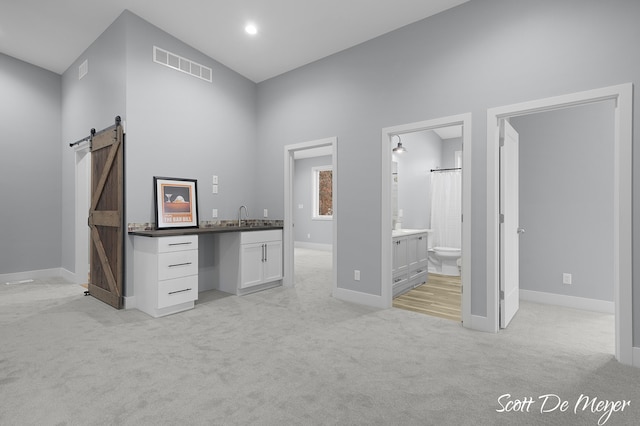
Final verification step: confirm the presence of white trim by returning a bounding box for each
[1,268,72,284]
[333,287,387,309]
[124,295,136,310]
[468,315,493,333]
[381,114,472,329]
[486,83,633,366]
[284,137,337,299]
[294,242,333,251]
[633,347,640,368]
[74,143,91,285]
[520,290,614,314]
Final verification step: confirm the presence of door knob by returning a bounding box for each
[517,228,526,234]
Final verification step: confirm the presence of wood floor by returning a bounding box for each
[393,273,461,322]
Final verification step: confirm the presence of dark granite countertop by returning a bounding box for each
[128,224,283,238]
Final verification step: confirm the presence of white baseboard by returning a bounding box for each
[520,289,614,314]
[1,267,70,284]
[60,268,76,283]
[466,314,495,333]
[633,346,640,369]
[124,296,136,310]
[333,287,387,309]
[294,241,333,251]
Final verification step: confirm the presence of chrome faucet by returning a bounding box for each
[238,205,249,227]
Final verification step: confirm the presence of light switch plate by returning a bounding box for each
[212,175,218,184]
[212,209,218,218]
[212,184,218,194]
[263,209,268,218]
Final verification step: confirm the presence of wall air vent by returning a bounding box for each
[78,59,88,80]
[153,46,212,83]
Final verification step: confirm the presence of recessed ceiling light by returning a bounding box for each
[245,24,258,35]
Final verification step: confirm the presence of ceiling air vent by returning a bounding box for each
[78,59,88,80]
[153,46,212,83]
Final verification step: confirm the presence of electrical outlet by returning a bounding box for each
[354,270,361,281]
[212,209,218,218]
[212,184,218,194]
[212,175,218,184]
[563,273,572,285]
[307,233,311,239]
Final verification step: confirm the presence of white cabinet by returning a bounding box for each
[392,231,429,297]
[215,230,283,295]
[133,235,199,318]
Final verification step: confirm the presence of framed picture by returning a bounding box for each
[154,177,199,229]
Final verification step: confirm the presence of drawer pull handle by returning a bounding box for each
[168,242,193,246]
[394,278,402,283]
[168,288,192,295]
[168,262,192,268]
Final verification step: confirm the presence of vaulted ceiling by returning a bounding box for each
[0,0,469,82]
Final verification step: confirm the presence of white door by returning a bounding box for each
[500,120,520,328]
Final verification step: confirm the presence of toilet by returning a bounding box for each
[432,247,462,276]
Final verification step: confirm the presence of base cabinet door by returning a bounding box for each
[240,243,267,289]
[215,230,283,295]
[263,239,283,283]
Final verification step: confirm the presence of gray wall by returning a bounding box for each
[254,0,640,344]
[60,11,258,295]
[512,101,615,302]
[294,156,333,245]
[61,13,127,275]
[0,53,62,274]
[394,131,441,230]
[396,132,463,230]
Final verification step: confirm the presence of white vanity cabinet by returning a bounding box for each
[215,229,283,295]
[133,234,199,318]
[392,230,429,297]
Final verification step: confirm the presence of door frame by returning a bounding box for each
[284,137,338,294]
[74,141,91,284]
[486,83,633,366]
[381,113,472,328]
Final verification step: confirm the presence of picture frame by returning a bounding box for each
[153,176,199,229]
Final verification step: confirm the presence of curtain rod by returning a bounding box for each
[430,167,462,173]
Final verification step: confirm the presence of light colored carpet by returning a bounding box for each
[1,248,638,425]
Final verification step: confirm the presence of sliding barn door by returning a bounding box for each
[88,119,124,309]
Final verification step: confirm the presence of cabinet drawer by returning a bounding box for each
[409,270,428,287]
[158,250,198,281]
[240,230,281,245]
[158,275,198,309]
[157,235,198,253]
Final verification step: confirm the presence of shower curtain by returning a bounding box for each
[430,170,462,248]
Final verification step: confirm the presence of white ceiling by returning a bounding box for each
[0,0,469,83]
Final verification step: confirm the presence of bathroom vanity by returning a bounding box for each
[392,229,430,297]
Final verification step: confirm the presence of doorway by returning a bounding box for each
[381,113,472,327]
[284,137,337,295]
[486,83,633,366]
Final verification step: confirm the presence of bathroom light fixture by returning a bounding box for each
[392,135,407,153]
